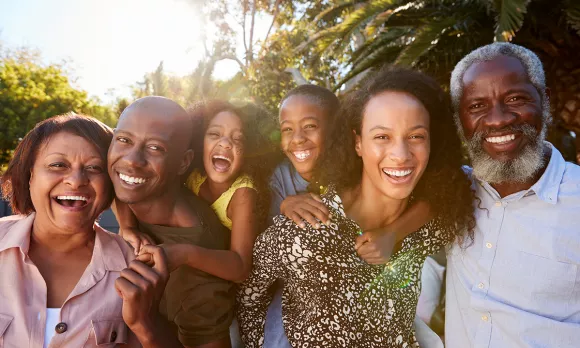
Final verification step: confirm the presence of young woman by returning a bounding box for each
[238,67,475,347]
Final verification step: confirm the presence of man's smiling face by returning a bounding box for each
[108,98,192,204]
[458,55,547,183]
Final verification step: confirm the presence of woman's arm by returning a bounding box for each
[163,188,259,282]
[355,200,433,264]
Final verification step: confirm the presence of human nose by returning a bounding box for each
[482,102,516,130]
[63,167,89,188]
[123,147,147,168]
[388,139,411,164]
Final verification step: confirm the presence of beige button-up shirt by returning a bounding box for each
[0,213,141,348]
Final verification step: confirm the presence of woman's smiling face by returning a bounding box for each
[30,131,112,233]
[356,91,430,201]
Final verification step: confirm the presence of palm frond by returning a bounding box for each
[336,44,404,90]
[350,27,409,66]
[395,16,457,66]
[305,0,402,53]
[313,1,357,24]
[492,0,531,41]
[564,0,580,36]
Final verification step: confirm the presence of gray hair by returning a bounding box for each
[450,42,551,137]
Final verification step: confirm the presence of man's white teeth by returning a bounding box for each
[383,169,413,177]
[486,134,516,144]
[56,196,88,201]
[212,155,232,163]
[119,173,147,184]
[293,151,310,160]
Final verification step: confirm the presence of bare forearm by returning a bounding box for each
[181,244,250,283]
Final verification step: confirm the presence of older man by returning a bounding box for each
[446,42,580,347]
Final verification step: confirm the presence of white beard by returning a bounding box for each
[466,123,547,184]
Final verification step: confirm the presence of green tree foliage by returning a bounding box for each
[0,48,116,165]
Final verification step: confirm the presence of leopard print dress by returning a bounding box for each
[237,186,451,347]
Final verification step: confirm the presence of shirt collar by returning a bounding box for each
[0,213,128,271]
[526,142,565,204]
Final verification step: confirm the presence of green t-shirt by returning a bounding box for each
[138,190,235,346]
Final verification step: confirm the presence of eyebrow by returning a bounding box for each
[115,129,170,143]
[280,116,320,124]
[45,152,102,160]
[369,125,428,132]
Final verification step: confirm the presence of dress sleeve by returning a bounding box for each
[237,226,285,347]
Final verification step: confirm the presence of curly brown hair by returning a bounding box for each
[187,100,280,230]
[315,66,476,243]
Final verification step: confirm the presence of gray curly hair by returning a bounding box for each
[450,42,551,138]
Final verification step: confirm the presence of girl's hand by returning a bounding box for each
[355,228,398,265]
[280,193,330,229]
[138,244,189,273]
[121,227,155,255]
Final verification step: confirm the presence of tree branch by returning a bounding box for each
[284,67,309,85]
[248,0,257,64]
[263,0,282,45]
[242,0,249,66]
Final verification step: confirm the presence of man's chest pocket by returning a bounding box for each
[0,314,13,348]
[84,318,129,347]
[493,251,577,320]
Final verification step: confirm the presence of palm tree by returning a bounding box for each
[304,0,580,142]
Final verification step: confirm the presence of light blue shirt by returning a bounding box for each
[446,143,580,348]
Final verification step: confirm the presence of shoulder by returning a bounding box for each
[232,174,256,191]
[94,225,135,264]
[270,160,292,184]
[0,214,32,241]
[562,161,580,186]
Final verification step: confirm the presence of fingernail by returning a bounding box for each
[299,223,305,229]
[314,223,321,229]
[325,220,331,226]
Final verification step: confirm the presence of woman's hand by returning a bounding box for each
[355,228,398,265]
[121,227,155,255]
[115,245,169,337]
[280,193,330,229]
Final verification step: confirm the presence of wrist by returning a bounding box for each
[130,317,156,343]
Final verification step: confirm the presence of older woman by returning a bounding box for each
[237,67,475,347]
[0,114,169,347]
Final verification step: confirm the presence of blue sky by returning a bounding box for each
[0,0,254,101]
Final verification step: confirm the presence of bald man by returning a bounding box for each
[108,96,235,348]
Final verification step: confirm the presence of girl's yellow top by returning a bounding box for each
[185,170,256,230]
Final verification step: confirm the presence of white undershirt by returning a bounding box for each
[44,308,61,348]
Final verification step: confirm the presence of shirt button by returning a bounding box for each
[55,322,67,334]
[494,201,502,207]
[110,331,118,342]
[478,282,485,289]
[486,242,493,248]
[481,315,488,321]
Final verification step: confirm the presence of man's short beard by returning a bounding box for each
[465,123,546,184]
